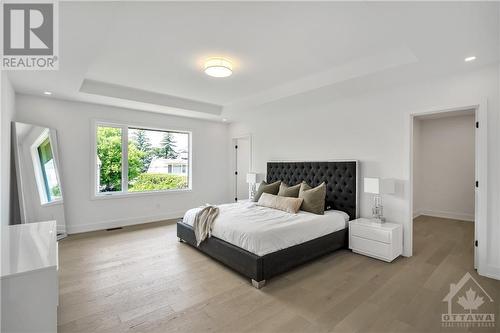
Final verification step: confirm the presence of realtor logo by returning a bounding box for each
[442,272,495,328]
[1,1,59,69]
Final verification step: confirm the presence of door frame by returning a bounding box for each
[408,101,487,273]
[231,134,253,201]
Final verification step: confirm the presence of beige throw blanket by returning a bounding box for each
[193,204,220,246]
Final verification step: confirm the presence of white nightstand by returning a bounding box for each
[349,218,402,262]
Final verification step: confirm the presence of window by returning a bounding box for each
[31,131,62,204]
[95,123,191,196]
[96,126,122,193]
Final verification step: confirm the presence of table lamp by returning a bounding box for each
[364,177,395,222]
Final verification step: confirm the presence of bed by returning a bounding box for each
[176,161,358,288]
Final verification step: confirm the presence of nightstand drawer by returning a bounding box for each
[350,236,391,259]
[350,224,391,243]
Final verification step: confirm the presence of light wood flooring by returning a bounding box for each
[58,216,499,332]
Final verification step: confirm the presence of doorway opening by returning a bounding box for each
[232,135,252,202]
[409,104,487,272]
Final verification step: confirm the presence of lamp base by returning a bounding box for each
[373,217,386,223]
[372,201,385,223]
[248,184,256,201]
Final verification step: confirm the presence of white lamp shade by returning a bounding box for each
[246,173,258,184]
[364,177,396,194]
[364,177,380,194]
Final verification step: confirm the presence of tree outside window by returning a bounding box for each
[96,124,190,194]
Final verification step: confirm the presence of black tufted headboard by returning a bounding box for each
[267,161,358,220]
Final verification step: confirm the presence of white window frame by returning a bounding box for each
[30,128,63,206]
[91,120,193,199]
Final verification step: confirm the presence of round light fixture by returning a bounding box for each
[204,57,233,78]
[43,91,52,95]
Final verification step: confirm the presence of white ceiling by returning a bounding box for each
[7,1,500,121]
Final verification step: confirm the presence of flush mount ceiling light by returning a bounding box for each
[465,56,476,62]
[204,57,233,78]
[43,91,52,95]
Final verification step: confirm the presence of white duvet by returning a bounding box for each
[182,201,348,256]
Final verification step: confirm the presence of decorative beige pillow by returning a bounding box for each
[253,180,280,202]
[299,182,326,215]
[257,193,303,214]
[277,182,301,198]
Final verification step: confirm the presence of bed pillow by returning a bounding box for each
[299,182,326,215]
[253,180,281,202]
[277,182,301,198]
[257,193,303,214]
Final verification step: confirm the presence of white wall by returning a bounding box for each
[229,65,500,278]
[413,115,475,221]
[0,73,16,226]
[413,114,475,221]
[15,95,231,233]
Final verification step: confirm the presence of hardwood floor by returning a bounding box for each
[58,216,499,332]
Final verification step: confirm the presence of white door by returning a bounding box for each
[235,138,250,201]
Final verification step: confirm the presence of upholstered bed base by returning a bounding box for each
[177,221,348,285]
[177,161,357,288]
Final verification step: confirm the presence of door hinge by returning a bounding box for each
[476,180,479,188]
[235,171,238,175]
[235,197,238,202]
[475,240,478,247]
[235,145,238,149]
[476,121,479,128]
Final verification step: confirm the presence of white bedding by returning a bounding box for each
[182,201,348,256]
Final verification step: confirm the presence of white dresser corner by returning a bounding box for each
[1,221,58,333]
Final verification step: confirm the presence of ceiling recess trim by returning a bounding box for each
[224,45,418,113]
[80,79,223,115]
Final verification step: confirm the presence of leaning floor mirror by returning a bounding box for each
[11,122,67,239]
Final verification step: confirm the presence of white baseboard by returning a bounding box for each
[417,209,474,222]
[66,210,186,234]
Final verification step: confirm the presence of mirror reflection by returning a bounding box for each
[11,122,67,238]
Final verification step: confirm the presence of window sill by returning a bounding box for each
[91,188,193,200]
